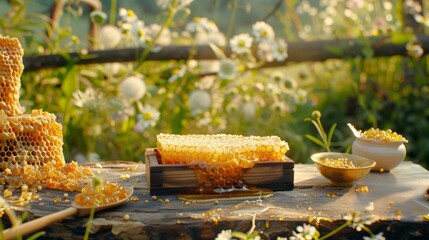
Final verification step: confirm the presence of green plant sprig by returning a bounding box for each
[304,110,336,152]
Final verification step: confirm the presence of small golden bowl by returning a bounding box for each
[311,152,376,186]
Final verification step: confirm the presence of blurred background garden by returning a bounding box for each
[1,0,428,169]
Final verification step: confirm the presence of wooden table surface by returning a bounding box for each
[3,161,429,240]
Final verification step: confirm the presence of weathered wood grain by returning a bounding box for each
[1,161,429,240]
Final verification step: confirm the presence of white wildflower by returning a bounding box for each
[72,88,102,110]
[218,59,237,80]
[257,41,274,62]
[168,65,187,83]
[363,232,386,240]
[252,21,275,42]
[230,33,253,55]
[119,76,146,102]
[134,105,160,133]
[343,202,376,231]
[282,77,298,92]
[186,17,219,33]
[100,25,122,49]
[292,223,319,240]
[272,39,288,61]
[215,229,232,240]
[109,101,135,122]
[293,89,308,104]
[189,90,211,115]
[119,8,138,23]
[146,24,171,45]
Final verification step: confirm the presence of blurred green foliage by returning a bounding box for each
[0,0,428,170]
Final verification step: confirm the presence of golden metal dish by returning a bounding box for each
[311,152,376,186]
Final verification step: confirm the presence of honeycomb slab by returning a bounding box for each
[0,36,24,116]
[0,109,65,171]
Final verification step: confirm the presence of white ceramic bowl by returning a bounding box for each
[351,137,406,172]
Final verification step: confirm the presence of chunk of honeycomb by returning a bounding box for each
[156,134,290,189]
[0,36,93,194]
[0,109,65,171]
[0,36,24,116]
[157,133,289,165]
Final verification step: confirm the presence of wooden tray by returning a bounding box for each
[145,148,294,195]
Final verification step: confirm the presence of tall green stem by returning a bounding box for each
[319,221,350,240]
[109,0,117,25]
[226,0,239,40]
[135,0,178,72]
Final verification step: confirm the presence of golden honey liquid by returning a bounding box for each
[178,164,273,201]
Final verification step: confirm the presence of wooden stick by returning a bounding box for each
[2,207,77,240]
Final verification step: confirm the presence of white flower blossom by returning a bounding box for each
[168,65,187,83]
[119,76,146,102]
[100,25,122,49]
[72,88,103,110]
[272,39,288,61]
[146,24,172,45]
[293,89,308,104]
[292,223,319,240]
[343,202,376,231]
[134,105,160,133]
[189,90,211,115]
[118,8,138,23]
[230,33,253,55]
[363,232,386,240]
[186,17,220,33]
[218,59,238,80]
[252,21,275,42]
[257,41,274,62]
[215,229,232,240]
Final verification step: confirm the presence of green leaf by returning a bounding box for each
[27,231,46,240]
[208,42,227,59]
[327,123,337,146]
[305,134,326,148]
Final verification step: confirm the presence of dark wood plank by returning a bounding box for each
[145,148,295,195]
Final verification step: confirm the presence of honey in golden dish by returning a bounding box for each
[0,35,93,197]
[157,133,289,195]
[320,157,357,168]
[75,179,130,207]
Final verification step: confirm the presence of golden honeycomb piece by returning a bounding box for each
[157,133,289,165]
[0,36,93,193]
[0,109,65,171]
[0,36,24,116]
[156,134,289,189]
